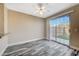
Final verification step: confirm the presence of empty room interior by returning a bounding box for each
[0,3,79,56]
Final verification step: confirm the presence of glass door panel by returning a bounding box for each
[49,16,70,45]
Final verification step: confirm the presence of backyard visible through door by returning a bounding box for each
[49,16,70,45]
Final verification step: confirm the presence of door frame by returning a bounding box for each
[46,15,70,46]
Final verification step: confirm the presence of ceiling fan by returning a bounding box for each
[36,3,48,16]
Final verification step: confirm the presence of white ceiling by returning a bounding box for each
[6,3,78,18]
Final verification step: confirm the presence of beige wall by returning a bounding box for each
[46,4,79,49]
[70,5,79,49]
[8,10,45,46]
[0,4,4,33]
[0,4,8,55]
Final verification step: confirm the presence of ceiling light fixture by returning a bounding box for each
[36,3,47,16]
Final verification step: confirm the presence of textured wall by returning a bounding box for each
[8,10,45,46]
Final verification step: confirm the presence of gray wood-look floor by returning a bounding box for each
[3,39,74,56]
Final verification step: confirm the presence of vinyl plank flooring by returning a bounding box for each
[3,39,74,56]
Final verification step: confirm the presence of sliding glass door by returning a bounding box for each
[49,16,70,45]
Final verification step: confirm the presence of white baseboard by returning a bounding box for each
[8,38,44,47]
